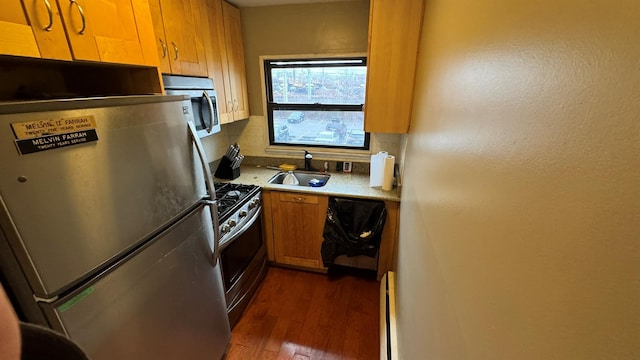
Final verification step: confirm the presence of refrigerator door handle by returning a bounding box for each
[187,121,216,199]
[201,199,220,266]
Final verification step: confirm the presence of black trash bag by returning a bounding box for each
[321,197,387,267]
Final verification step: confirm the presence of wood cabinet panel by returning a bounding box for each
[55,0,157,66]
[21,0,72,60]
[201,0,250,123]
[0,2,41,58]
[148,0,170,73]
[364,0,424,133]
[2,0,157,66]
[130,0,160,67]
[202,0,231,122]
[51,0,158,66]
[271,191,328,270]
[0,1,162,100]
[221,1,249,121]
[261,191,275,262]
[1,0,73,59]
[377,200,399,279]
[150,0,207,76]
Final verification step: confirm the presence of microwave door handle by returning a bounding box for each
[201,199,220,266]
[203,90,215,133]
[188,121,216,200]
[198,96,206,129]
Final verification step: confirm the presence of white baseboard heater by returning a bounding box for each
[380,271,398,360]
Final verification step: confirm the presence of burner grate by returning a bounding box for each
[213,182,260,220]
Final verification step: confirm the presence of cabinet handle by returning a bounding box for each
[233,99,238,111]
[69,0,86,35]
[42,0,53,31]
[227,100,233,111]
[171,42,179,60]
[159,39,167,59]
[294,197,305,203]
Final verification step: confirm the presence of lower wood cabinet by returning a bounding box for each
[263,189,400,279]
[267,191,328,270]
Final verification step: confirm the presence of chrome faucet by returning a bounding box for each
[304,150,314,171]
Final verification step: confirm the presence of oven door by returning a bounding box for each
[166,89,221,137]
[219,208,267,327]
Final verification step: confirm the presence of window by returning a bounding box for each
[264,57,370,149]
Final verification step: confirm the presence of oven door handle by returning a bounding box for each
[203,90,215,133]
[219,206,262,251]
[188,121,216,200]
[201,199,221,266]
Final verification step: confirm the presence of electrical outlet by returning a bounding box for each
[343,161,352,173]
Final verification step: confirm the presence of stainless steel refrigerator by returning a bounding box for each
[0,95,230,359]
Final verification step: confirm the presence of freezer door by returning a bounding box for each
[0,96,207,296]
[41,205,230,360]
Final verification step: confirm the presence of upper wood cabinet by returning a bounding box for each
[201,0,249,123]
[0,1,44,58]
[364,0,425,133]
[202,0,231,122]
[1,0,71,60]
[17,0,72,60]
[56,0,158,65]
[221,1,249,122]
[149,0,208,76]
[1,0,158,65]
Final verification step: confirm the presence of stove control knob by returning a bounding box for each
[221,224,230,234]
[239,210,247,218]
[228,219,237,227]
[248,201,256,210]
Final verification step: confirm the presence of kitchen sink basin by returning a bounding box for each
[267,171,331,187]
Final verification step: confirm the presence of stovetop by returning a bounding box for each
[213,182,260,221]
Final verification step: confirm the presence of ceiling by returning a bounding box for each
[229,0,360,7]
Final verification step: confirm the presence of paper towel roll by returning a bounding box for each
[382,155,395,191]
[369,151,388,187]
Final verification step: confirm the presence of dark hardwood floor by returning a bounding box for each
[225,266,380,360]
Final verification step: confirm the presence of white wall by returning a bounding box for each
[396,0,640,358]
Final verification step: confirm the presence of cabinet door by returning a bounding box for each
[56,0,150,65]
[148,0,171,73]
[377,200,399,280]
[157,0,208,76]
[272,192,328,269]
[203,0,232,123]
[222,1,249,121]
[21,0,72,60]
[364,0,424,133]
[0,1,41,57]
[130,0,159,66]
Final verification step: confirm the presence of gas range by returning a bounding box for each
[213,182,261,246]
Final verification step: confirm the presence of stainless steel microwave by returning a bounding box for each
[163,75,221,137]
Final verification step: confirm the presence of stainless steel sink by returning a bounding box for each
[267,171,331,187]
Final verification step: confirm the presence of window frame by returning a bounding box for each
[264,56,371,150]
